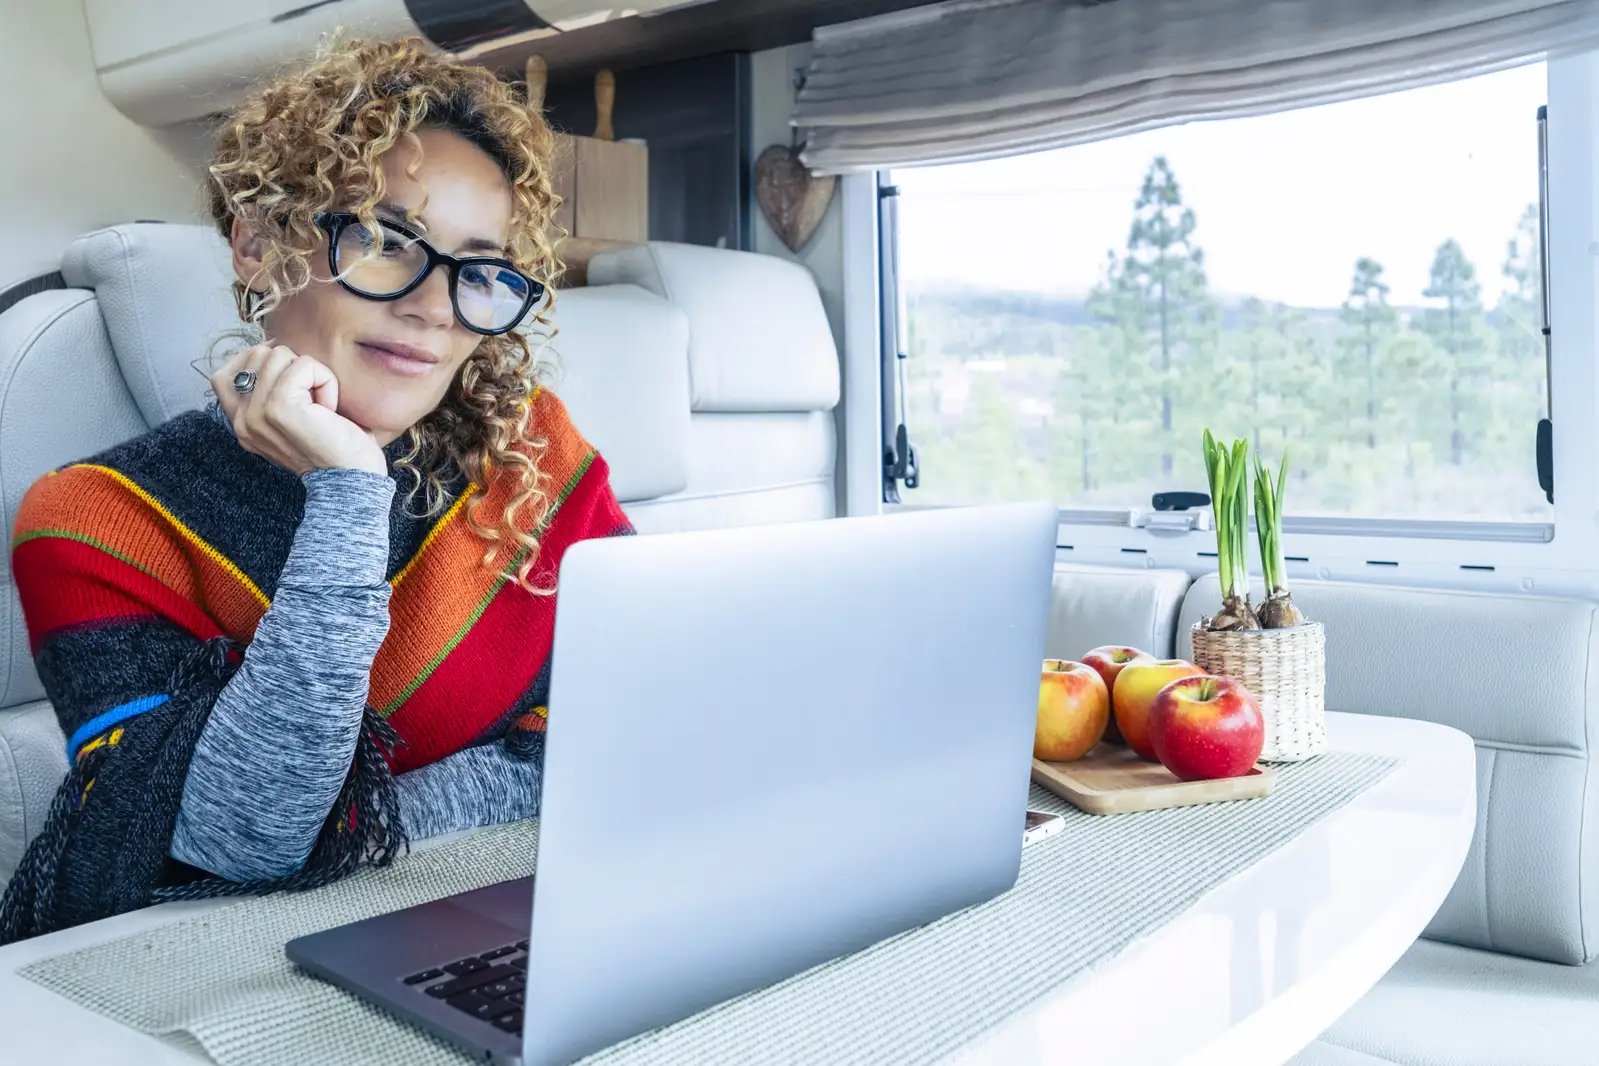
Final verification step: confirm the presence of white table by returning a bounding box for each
[0,711,1475,1066]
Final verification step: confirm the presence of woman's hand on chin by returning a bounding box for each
[213,344,389,478]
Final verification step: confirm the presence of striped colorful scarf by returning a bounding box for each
[0,388,631,942]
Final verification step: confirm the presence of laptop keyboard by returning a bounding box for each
[403,939,530,1034]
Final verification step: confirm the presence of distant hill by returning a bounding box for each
[903,281,1448,332]
[906,284,1098,328]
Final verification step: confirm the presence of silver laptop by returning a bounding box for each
[286,501,1058,1066]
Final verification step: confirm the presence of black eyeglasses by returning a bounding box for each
[313,211,545,336]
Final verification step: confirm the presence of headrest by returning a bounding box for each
[587,242,840,413]
[60,223,239,428]
[538,285,691,503]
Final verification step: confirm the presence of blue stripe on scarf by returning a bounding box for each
[66,695,171,760]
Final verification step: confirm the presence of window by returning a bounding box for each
[886,62,1551,526]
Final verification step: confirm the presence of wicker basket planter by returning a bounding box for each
[1189,620,1327,762]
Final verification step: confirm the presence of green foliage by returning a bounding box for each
[1253,449,1290,594]
[1338,258,1398,450]
[899,156,1552,523]
[1202,431,1251,603]
[1090,156,1214,481]
[1420,239,1489,466]
[1496,204,1549,438]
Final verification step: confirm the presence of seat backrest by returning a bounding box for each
[1045,563,1192,661]
[0,222,239,885]
[1179,574,1599,966]
[589,241,841,533]
[1,223,231,713]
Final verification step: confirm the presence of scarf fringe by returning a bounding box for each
[0,638,412,945]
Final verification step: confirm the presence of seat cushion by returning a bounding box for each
[1290,1044,1401,1066]
[624,412,836,534]
[0,701,67,888]
[1178,574,1599,966]
[1300,939,1599,1066]
[1044,563,1192,662]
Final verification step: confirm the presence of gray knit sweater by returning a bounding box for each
[169,409,544,882]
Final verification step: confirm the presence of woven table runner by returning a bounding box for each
[21,751,1394,1066]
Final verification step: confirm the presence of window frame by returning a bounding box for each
[849,52,1599,598]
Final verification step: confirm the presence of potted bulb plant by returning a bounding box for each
[1253,449,1305,630]
[1189,431,1327,762]
[1199,431,1259,631]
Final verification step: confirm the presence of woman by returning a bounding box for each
[0,35,632,943]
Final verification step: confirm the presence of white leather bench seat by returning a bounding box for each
[0,702,64,886]
[625,412,837,534]
[1292,1044,1401,1066]
[588,241,840,414]
[589,240,844,535]
[537,283,692,504]
[1172,574,1599,1066]
[1180,573,1599,967]
[1044,563,1191,661]
[1298,938,1599,1065]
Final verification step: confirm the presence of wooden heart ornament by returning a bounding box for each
[755,144,837,254]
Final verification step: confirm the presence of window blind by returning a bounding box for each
[792,0,1599,173]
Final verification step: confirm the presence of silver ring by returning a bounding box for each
[232,369,257,394]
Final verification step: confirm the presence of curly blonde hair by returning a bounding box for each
[205,33,564,592]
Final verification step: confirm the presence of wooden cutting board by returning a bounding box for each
[1032,744,1275,815]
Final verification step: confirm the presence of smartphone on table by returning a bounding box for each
[1023,809,1064,848]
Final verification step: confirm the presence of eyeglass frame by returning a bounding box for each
[312,210,545,336]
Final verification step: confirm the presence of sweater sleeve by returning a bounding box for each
[392,744,544,841]
[169,468,396,881]
[168,470,551,881]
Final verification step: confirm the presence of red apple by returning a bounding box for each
[1081,645,1154,744]
[1034,659,1110,763]
[1112,659,1204,759]
[1148,675,1265,781]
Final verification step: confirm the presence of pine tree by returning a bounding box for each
[1087,250,1161,483]
[1338,258,1398,450]
[1050,329,1106,496]
[1091,156,1212,481]
[1420,239,1487,466]
[1265,302,1334,478]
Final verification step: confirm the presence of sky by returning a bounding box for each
[893,62,1547,310]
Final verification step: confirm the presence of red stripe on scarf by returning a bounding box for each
[383,455,627,772]
[12,536,226,653]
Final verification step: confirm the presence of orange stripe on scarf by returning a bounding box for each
[369,388,605,713]
[12,465,269,642]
